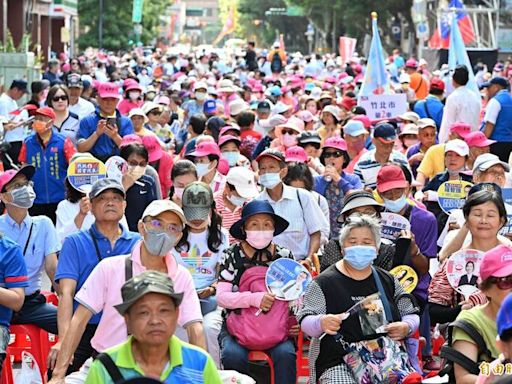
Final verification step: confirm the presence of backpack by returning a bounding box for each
[438,318,494,381]
[226,265,290,350]
[270,52,283,73]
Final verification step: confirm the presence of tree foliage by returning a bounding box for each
[78,0,169,51]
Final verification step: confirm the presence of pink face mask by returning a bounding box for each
[245,230,274,250]
[347,139,366,153]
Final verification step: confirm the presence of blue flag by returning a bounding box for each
[359,15,390,97]
[448,11,479,96]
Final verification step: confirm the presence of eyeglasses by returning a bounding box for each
[149,111,161,116]
[323,151,343,159]
[490,275,512,290]
[281,129,296,135]
[128,161,147,167]
[145,219,183,234]
[52,95,68,102]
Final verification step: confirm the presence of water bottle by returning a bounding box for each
[324,175,332,182]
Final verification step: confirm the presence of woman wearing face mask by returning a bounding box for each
[343,120,369,174]
[173,182,228,368]
[19,107,76,224]
[421,139,472,236]
[120,143,158,231]
[218,200,298,384]
[314,137,362,239]
[215,166,259,244]
[46,84,80,144]
[398,123,419,155]
[189,141,226,194]
[271,119,303,152]
[117,82,143,116]
[218,135,251,169]
[318,105,342,145]
[170,159,198,206]
[298,214,420,384]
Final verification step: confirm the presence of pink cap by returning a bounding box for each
[190,141,221,158]
[120,134,142,148]
[142,135,164,162]
[324,136,347,152]
[218,135,241,148]
[285,146,308,163]
[296,110,315,123]
[125,82,143,92]
[480,244,512,280]
[219,125,241,137]
[449,122,471,138]
[98,82,121,99]
[157,96,170,106]
[405,58,418,68]
[465,131,496,148]
[123,78,138,89]
[0,166,35,192]
[352,114,371,129]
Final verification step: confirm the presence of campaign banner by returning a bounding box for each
[266,258,312,301]
[67,158,106,194]
[437,180,473,214]
[380,212,411,241]
[446,249,484,299]
[500,188,512,235]
[105,156,127,183]
[390,265,418,293]
[357,94,407,120]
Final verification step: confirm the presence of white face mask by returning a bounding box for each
[128,91,140,101]
[228,194,247,207]
[128,165,146,180]
[195,92,207,101]
[196,162,212,178]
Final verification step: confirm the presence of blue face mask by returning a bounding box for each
[383,194,407,213]
[259,172,281,189]
[343,245,377,270]
[223,151,239,167]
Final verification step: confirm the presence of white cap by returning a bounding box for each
[226,167,259,199]
[444,139,469,157]
[142,200,186,225]
[229,99,250,117]
[260,115,288,131]
[193,81,208,91]
[322,105,342,121]
[272,102,291,115]
[128,108,146,119]
[417,118,436,129]
[398,111,420,123]
[473,153,510,172]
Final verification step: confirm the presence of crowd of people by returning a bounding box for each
[0,41,511,383]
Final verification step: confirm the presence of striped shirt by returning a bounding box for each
[353,149,409,189]
[214,192,241,245]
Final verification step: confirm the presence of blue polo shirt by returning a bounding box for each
[77,109,134,161]
[55,223,140,324]
[0,235,28,327]
[0,214,60,295]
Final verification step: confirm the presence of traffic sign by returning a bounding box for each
[132,0,144,23]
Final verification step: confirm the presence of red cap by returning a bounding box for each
[449,122,471,138]
[324,137,347,151]
[480,244,512,280]
[465,131,496,148]
[35,106,56,121]
[285,146,308,163]
[98,82,121,99]
[377,164,409,193]
[339,97,357,111]
[430,78,445,92]
[352,115,371,129]
[190,141,221,158]
[142,135,164,162]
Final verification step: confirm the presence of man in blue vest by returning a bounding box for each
[77,82,134,163]
[482,76,512,162]
[18,107,76,223]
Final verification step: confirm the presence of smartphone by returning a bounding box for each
[106,117,117,127]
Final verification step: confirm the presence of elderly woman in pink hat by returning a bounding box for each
[313,136,362,239]
[117,79,143,116]
[270,117,303,153]
[188,141,226,194]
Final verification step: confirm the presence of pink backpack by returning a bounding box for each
[226,266,290,350]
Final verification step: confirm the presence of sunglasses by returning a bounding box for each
[489,275,512,290]
[281,129,297,135]
[323,151,343,159]
[52,95,68,102]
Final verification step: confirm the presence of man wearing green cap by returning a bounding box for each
[85,271,221,383]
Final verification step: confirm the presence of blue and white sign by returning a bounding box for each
[380,212,411,241]
[437,181,473,215]
[266,258,312,301]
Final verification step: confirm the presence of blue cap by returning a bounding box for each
[497,293,512,338]
[481,76,509,89]
[343,120,367,137]
[11,79,28,93]
[269,85,282,97]
[203,99,217,114]
[373,122,397,143]
[230,200,289,240]
[305,83,315,92]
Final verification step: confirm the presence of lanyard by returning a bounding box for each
[23,223,34,256]
[89,228,103,262]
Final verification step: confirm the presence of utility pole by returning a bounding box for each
[2,0,7,47]
[99,0,104,49]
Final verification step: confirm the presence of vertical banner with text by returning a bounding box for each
[132,0,144,23]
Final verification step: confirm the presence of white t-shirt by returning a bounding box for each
[69,97,95,120]
[0,93,27,142]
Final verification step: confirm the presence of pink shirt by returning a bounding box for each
[75,241,202,352]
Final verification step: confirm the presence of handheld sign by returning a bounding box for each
[105,156,127,183]
[390,265,418,293]
[437,181,473,215]
[266,258,312,301]
[380,212,411,241]
[67,158,107,194]
[446,249,484,300]
[500,188,512,235]
[357,94,407,120]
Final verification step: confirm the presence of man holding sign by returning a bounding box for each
[77,83,134,163]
